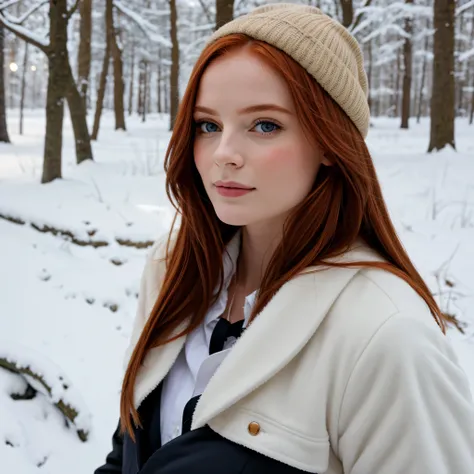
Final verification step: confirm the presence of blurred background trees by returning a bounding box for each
[0,0,472,182]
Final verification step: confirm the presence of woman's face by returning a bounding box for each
[193,49,328,229]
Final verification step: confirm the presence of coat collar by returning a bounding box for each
[133,239,382,426]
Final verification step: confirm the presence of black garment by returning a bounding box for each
[94,382,164,474]
[94,380,312,474]
[95,418,310,474]
[139,425,310,474]
[181,395,200,434]
[94,320,311,474]
[209,317,245,354]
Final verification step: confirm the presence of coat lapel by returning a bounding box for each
[134,320,189,409]
[192,243,382,429]
[131,240,382,425]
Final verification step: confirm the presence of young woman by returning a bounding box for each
[95,4,474,474]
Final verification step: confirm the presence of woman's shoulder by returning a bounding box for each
[348,264,432,320]
[147,229,178,261]
[326,239,434,326]
[324,262,449,371]
[135,231,177,320]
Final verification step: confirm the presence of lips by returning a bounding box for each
[214,180,255,190]
[216,186,254,197]
[218,185,252,189]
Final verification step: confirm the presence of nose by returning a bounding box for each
[213,130,244,168]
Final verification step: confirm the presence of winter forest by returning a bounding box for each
[0,0,473,472]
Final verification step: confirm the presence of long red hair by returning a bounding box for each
[120,34,446,438]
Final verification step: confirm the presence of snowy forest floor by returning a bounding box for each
[0,110,473,473]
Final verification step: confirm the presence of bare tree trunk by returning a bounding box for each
[339,0,354,28]
[1,0,92,175]
[146,64,151,115]
[164,68,170,115]
[77,0,92,110]
[157,48,162,114]
[417,21,430,123]
[394,49,402,117]
[107,0,126,131]
[470,76,474,125]
[65,62,94,163]
[42,78,64,183]
[42,0,70,184]
[389,53,397,116]
[401,0,413,129]
[128,39,135,116]
[138,60,144,116]
[0,24,10,143]
[467,13,474,124]
[91,38,110,141]
[142,61,148,123]
[19,42,28,135]
[169,0,180,131]
[455,10,469,116]
[428,0,456,152]
[215,0,234,30]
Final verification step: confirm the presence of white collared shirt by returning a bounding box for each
[159,230,258,445]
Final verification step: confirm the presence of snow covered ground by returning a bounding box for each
[0,110,473,473]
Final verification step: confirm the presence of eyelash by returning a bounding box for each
[194,119,282,136]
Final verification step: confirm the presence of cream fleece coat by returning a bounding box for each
[124,237,474,474]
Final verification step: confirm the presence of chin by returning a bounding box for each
[214,210,251,227]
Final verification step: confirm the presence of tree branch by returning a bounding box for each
[0,0,48,24]
[197,0,213,24]
[113,0,171,47]
[0,13,49,53]
[350,0,373,33]
[0,0,21,10]
[66,0,81,21]
[456,0,474,17]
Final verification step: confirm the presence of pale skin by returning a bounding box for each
[193,48,330,323]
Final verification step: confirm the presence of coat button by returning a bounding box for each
[248,421,261,436]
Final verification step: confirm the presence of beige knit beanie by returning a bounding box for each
[207,3,370,138]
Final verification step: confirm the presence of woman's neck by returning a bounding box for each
[236,225,283,293]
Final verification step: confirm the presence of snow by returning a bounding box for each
[1,110,473,472]
[0,339,92,435]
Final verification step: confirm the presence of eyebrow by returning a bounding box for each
[194,104,293,115]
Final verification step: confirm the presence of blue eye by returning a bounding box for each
[254,121,280,134]
[197,121,219,133]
